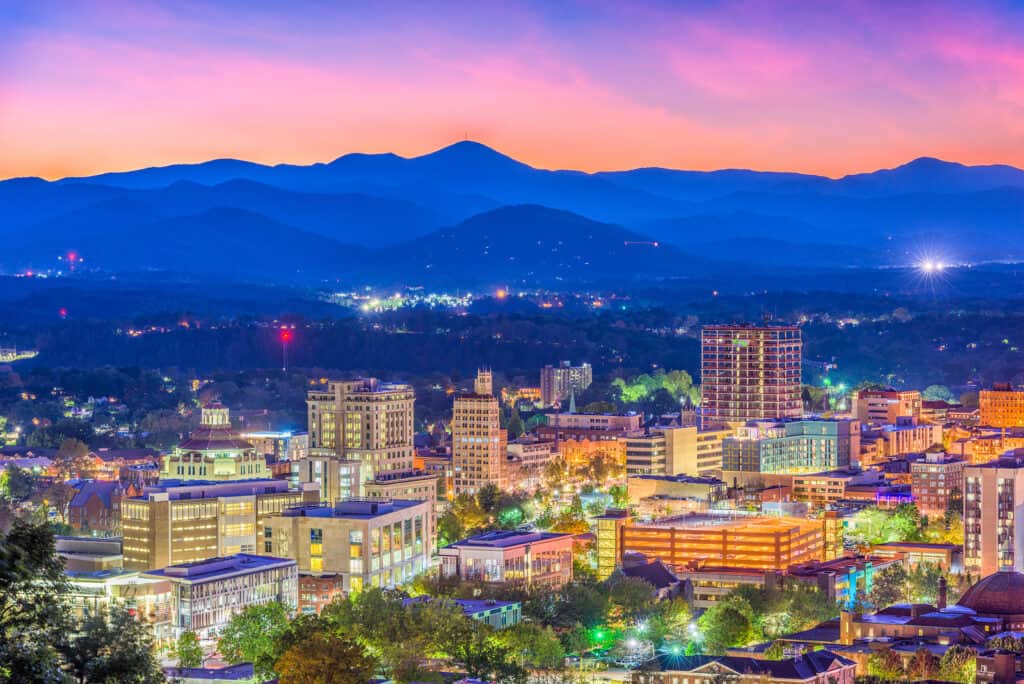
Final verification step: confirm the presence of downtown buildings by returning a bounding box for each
[540,360,593,407]
[700,324,802,427]
[964,449,1024,577]
[452,370,508,495]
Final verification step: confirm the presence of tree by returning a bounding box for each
[923,385,955,402]
[54,438,94,479]
[608,576,656,620]
[698,599,756,654]
[58,605,163,684]
[217,602,290,681]
[0,519,69,681]
[477,483,502,514]
[437,511,464,546]
[496,623,565,669]
[907,647,939,680]
[869,564,910,608]
[866,648,905,681]
[580,401,617,414]
[938,644,976,684]
[438,620,525,683]
[0,465,35,502]
[174,631,203,669]
[275,632,377,684]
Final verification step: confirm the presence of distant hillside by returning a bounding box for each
[5,141,1024,279]
[356,205,704,285]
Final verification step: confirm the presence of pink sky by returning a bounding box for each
[2,1,1024,179]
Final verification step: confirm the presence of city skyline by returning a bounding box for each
[4,1,1024,179]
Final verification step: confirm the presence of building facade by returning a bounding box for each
[721,419,859,481]
[161,403,266,482]
[143,554,297,641]
[855,389,922,425]
[439,530,574,587]
[262,498,433,593]
[121,479,319,571]
[910,451,964,516]
[980,384,1024,428]
[540,361,593,407]
[700,324,802,426]
[452,371,508,495]
[964,450,1024,577]
[306,378,416,482]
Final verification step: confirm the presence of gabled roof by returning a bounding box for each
[622,559,681,590]
[69,480,121,509]
[645,650,855,679]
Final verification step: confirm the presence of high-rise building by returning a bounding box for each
[700,324,802,426]
[855,389,922,425]
[540,361,593,407]
[452,370,507,495]
[980,384,1024,428]
[161,403,266,482]
[305,378,416,484]
[121,479,319,571]
[964,450,1024,577]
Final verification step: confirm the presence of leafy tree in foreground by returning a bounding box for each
[275,632,377,684]
[217,601,289,681]
[174,631,203,669]
[939,644,976,684]
[866,648,905,682]
[57,605,163,684]
[0,519,68,680]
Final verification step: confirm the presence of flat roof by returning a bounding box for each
[446,530,572,549]
[144,554,294,581]
[282,498,426,519]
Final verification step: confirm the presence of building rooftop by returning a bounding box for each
[445,530,572,549]
[630,474,725,486]
[144,554,294,581]
[162,664,256,681]
[643,650,853,678]
[402,596,519,617]
[135,478,292,500]
[282,498,425,519]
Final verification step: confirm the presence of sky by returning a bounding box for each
[2,0,1024,180]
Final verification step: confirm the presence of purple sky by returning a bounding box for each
[2,0,1024,179]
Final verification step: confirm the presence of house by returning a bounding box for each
[67,480,139,534]
[621,555,683,600]
[633,650,856,684]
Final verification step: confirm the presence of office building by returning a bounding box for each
[439,530,574,588]
[964,450,1024,577]
[910,450,964,516]
[594,509,632,580]
[721,419,859,484]
[65,568,174,645]
[855,389,922,425]
[540,361,593,407]
[240,430,308,462]
[121,479,319,571]
[262,498,433,593]
[161,403,266,482]
[700,324,802,426]
[306,378,416,482]
[291,454,362,504]
[143,554,297,641]
[980,384,1024,428]
[452,370,507,495]
[625,425,729,477]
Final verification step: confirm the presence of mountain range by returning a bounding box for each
[4,141,1024,284]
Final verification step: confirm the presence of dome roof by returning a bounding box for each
[957,569,1024,616]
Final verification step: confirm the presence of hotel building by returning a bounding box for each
[700,324,802,426]
[721,419,859,484]
[262,498,433,593]
[143,554,297,641]
[121,479,319,571]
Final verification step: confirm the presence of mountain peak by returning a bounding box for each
[413,140,530,171]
